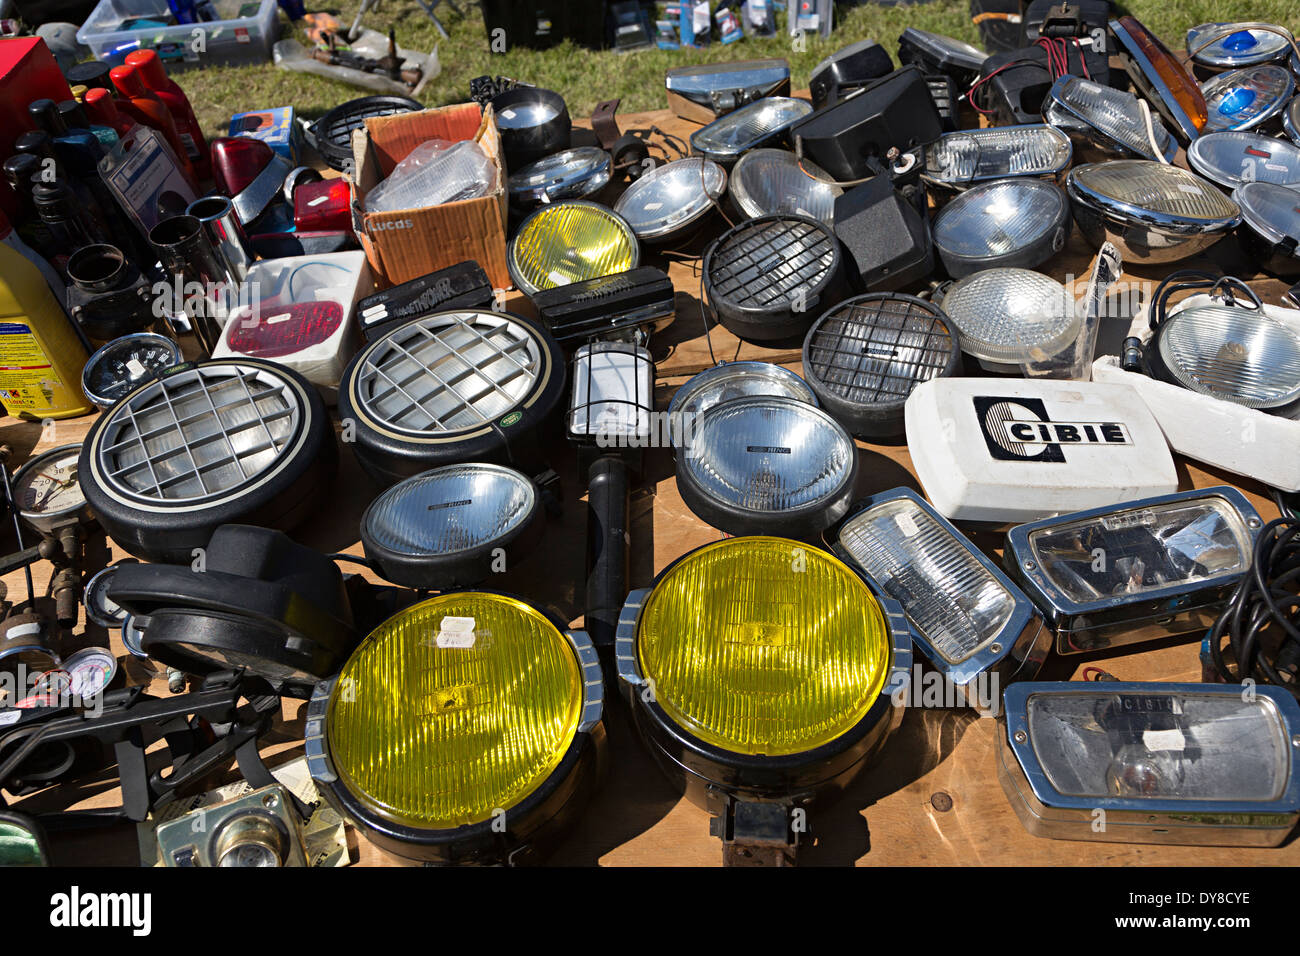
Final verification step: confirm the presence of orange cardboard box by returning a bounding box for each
[349,103,509,290]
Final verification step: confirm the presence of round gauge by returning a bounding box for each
[11,444,89,535]
[64,647,117,699]
[81,333,183,411]
[84,566,129,630]
[121,614,149,659]
[30,669,71,697]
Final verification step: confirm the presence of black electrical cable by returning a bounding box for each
[1273,487,1300,520]
[1208,516,1300,697]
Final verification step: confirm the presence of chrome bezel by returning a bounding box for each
[665,59,791,120]
[613,158,727,241]
[828,487,1048,712]
[1005,486,1263,653]
[507,147,612,205]
[1044,76,1178,163]
[689,96,813,163]
[11,444,90,532]
[1285,95,1300,146]
[1201,65,1295,131]
[665,360,817,419]
[1187,130,1300,189]
[81,332,184,412]
[1111,17,1202,142]
[1187,22,1292,69]
[998,681,1300,846]
[1233,180,1300,250]
[922,124,1073,188]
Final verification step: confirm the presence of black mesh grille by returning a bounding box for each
[312,96,423,172]
[706,216,837,312]
[805,295,956,406]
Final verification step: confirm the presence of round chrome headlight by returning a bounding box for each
[676,396,857,538]
[1201,65,1294,131]
[1187,23,1291,70]
[1157,305,1300,410]
[613,157,726,242]
[802,293,961,439]
[667,361,816,419]
[932,178,1070,277]
[1187,131,1300,190]
[1233,180,1300,277]
[689,96,813,164]
[729,149,840,225]
[508,201,639,296]
[507,147,611,206]
[941,269,1080,372]
[1066,160,1241,263]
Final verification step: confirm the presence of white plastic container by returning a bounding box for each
[76,0,280,70]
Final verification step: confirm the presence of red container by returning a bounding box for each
[0,38,73,218]
[294,178,353,234]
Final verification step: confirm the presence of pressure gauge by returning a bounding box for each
[10,444,90,534]
[84,566,128,630]
[64,647,117,699]
[81,333,184,411]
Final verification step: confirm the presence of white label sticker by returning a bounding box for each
[501,109,516,120]
[0,710,21,726]
[267,312,291,324]
[308,195,330,206]
[547,270,572,287]
[126,358,147,378]
[1176,184,1202,194]
[895,512,920,538]
[436,616,477,648]
[1143,728,1186,752]
[644,201,664,211]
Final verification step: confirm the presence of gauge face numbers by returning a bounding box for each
[86,338,180,405]
[65,648,116,699]
[14,447,85,522]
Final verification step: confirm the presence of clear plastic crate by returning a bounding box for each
[76,0,280,70]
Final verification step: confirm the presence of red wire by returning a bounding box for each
[1074,36,1091,79]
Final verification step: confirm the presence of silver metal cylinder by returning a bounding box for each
[187,194,254,283]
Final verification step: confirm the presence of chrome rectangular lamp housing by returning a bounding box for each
[998,681,1300,846]
[829,487,1050,714]
[665,59,792,125]
[1005,487,1263,655]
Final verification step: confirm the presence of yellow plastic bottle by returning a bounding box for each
[0,242,93,420]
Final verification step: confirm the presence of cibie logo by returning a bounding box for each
[973,396,1131,463]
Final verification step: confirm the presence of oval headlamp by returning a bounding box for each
[1233,181,1300,277]
[1187,131,1300,190]
[932,178,1070,277]
[508,201,639,296]
[1200,65,1294,131]
[613,157,726,243]
[616,536,911,863]
[507,147,612,207]
[1066,160,1241,264]
[1187,22,1291,70]
[923,125,1072,189]
[307,593,604,864]
[729,149,840,225]
[1043,75,1177,163]
[676,396,857,538]
[998,681,1300,846]
[940,269,1079,372]
[1110,15,1208,142]
[689,96,813,164]
[1005,486,1264,655]
[802,293,960,439]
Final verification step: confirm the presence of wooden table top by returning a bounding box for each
[2,102,1294,867]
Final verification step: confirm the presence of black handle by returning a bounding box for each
[584,455,630,650]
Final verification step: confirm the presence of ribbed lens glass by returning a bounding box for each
[1202,65,1294,131]
[668,361,816,418]
[730,149,840,224]
[683,397,853,512]
[1234,180,1300,246]
[839,499,1014,664]
[1047,76,1174,160]
[1159,305,1300,409]
[613,158,726,239]
[365,465,534,556]
[933,179,1065,259]
[637,537,892,756]
[1188,131,1300,188]
[942,269,1079,365]
[925,126,1071,186]
[328,593,582,829]
[509,202,637,294]
[1072,161,1239,221]
[690,96,813,159]
[1026,691,1286,800]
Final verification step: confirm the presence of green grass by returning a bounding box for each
[177,0,1300,142]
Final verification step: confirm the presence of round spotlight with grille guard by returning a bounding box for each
[615,535,911,863]
[940,269,1080,373]
[676,396,857,538]
[338,310,566,485]
[308,593,605,865]
[1154,305,1300,411]
[1201,65,1294,131]
[613,157,726,243]
[1233,181,1300,277]
[932,178,1070,277]
[507,147,611,207]
[79,359,335,563]
[802,293,961,439]
[508,201,639,296]
[667,361,817,420]
[1066,161,1241,264]
[730,149,840,225]
[703,214,844,342]
[1187,23,1292,70]
[360,463,544,590]
[689,96,813,164]
[1187,131,1300,190]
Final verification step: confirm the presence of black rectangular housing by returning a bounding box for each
[357,261,494,342]
[833,176,934,292]
[532,266,674,347]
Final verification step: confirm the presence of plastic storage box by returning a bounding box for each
[76,0,280,70]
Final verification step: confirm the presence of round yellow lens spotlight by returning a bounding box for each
[508,200,640,296]
[307,592,605,864]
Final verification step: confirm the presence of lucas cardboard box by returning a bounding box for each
[349,103,509,290]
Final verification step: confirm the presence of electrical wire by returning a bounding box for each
[1208,516,1300,698]
[1138,99,1169,165]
